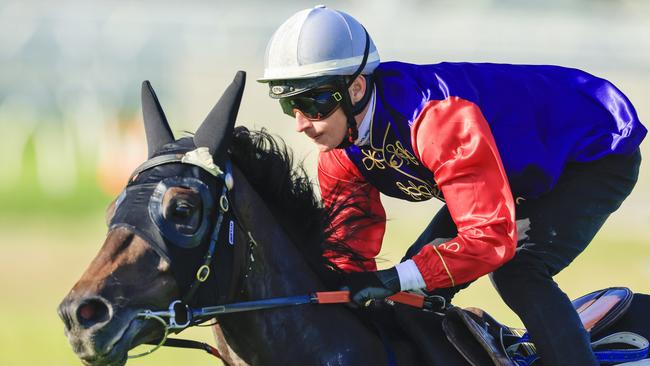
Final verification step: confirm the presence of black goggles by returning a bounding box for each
[279,89,343,120]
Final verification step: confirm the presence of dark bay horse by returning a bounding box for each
[58,72,650,366]
[57,71,430,366]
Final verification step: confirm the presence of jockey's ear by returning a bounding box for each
[194,71,246,164]
[141,81,174,158]
[348,75,366,104]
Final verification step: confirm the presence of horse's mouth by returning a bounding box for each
[75,311,164,366]
[80,347,128,366]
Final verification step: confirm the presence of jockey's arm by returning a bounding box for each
[318,149,386,272]
[410,97,518,291]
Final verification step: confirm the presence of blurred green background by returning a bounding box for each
[1,1,648,365]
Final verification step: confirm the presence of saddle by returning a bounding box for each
[437,287,649,366]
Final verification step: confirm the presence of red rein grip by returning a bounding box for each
[313,291,425,308]
[387,292,425,308]
[314,291,351,304]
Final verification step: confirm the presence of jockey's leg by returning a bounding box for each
[491,149,641,366]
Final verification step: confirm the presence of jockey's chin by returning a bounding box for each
[295,109,349,152]
[313,138,338,153]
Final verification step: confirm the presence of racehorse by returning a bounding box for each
[57,71,429,366]
[58,72,650,366]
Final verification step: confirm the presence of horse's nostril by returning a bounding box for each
[76,298,110,328]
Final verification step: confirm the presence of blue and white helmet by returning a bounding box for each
[258,5,380,83]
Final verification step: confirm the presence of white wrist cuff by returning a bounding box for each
[395,259,426,291]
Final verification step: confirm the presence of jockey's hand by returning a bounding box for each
[341,267,401,307]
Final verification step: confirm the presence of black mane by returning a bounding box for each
[230,127,378,288]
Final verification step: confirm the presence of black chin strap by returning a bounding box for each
[335,29,372,149]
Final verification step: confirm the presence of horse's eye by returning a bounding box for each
[161,188,203,235]
[171,201,194,218]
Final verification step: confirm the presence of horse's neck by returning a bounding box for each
[228,166,324,296]
[218,167,386,366]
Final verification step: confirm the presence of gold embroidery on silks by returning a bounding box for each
[361,150,387,170]
[359,117,445,202]
[396,180,434,201]
[385,141,419,168]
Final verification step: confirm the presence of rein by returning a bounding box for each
[137,291,430,360]
[123,147,433,362]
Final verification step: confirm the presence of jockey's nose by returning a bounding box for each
[294,111,313,133]
[58,296,112,331]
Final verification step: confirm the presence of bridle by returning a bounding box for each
[111,146,241,360]
[117,146,344,361]
[118,145,434,362]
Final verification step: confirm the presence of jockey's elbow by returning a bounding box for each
[468,222,517,267]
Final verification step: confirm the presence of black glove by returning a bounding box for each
[341,267,401,307]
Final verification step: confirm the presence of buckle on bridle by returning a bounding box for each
[139,300,192,330]
[130,300,192,359]
[196,265,211,282]
[219,195,229,212]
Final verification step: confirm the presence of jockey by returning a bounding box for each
[259,5,646,365]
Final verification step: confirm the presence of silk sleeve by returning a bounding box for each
[410,97,517,290]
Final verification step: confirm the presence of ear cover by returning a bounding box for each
[194,71,246,163]
[142,80,175,157]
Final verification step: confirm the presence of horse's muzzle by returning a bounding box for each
[58,295,136,366]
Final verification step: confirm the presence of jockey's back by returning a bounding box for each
[375,61,646,197]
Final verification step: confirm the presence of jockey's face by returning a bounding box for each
[294,107,347,152]
[293,76,368,152]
